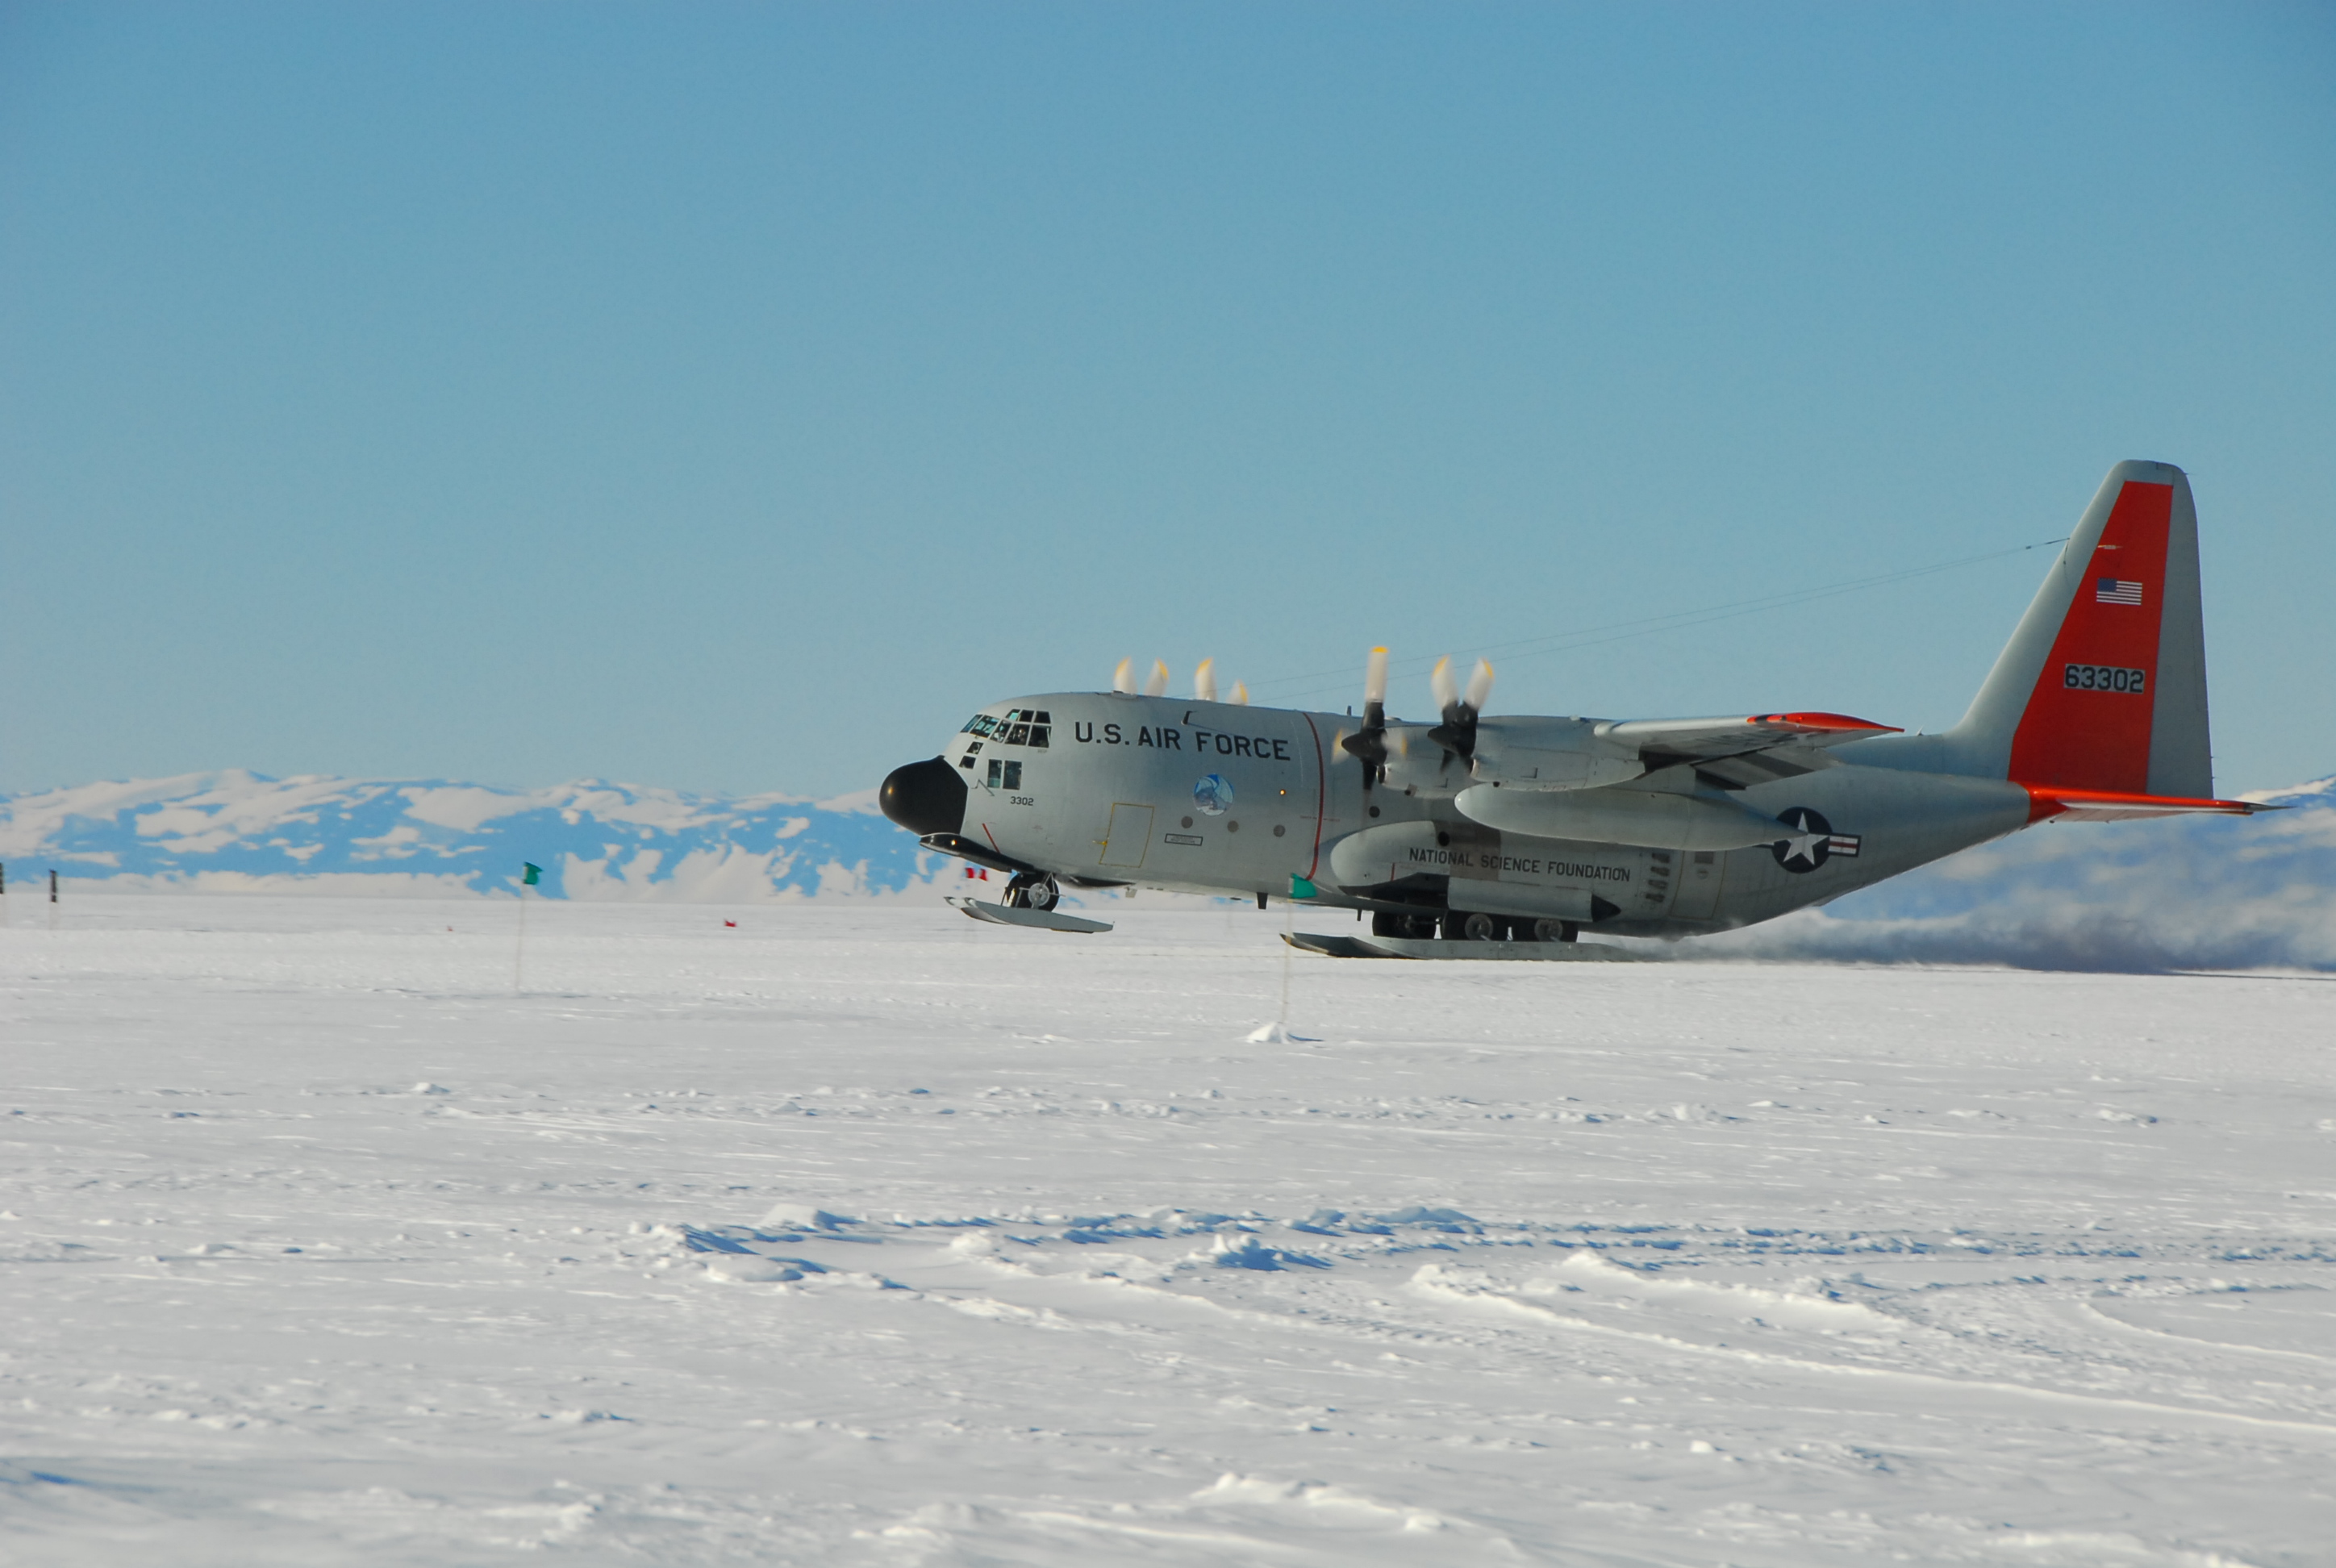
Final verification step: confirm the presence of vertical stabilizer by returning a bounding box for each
[1945,461,2213,795]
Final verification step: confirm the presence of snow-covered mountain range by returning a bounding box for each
[0,773,934,903]
[3,770,2330,969]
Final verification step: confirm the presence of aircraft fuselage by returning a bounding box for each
[894,691,2030,937]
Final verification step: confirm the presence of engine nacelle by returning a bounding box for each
[1468,718,1647,792]
[1373,716,1646,799]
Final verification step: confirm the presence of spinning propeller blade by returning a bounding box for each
[1112,658,1135,694]
[1338,646,1391,789]
[1143,661,1170,698]
[1195,659,1217,702]
[1465,657,1495,713]
[1427,657,1494,765]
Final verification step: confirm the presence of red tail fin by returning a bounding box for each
[2005,478,2173,792]
[1945,461,2213,797]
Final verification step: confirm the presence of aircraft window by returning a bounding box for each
[1034,711,1051,724]
[960,717,982,734]
[959,755,974,769]
[1007,723,1031,744]
[1027,725,1049,748]
[986,759,1023,789]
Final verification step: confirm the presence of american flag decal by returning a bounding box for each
[2096,578,2144,606]
[1827,834,1861,857]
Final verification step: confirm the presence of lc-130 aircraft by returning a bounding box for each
[880,461,2267,953]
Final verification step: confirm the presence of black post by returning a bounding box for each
[51,869,59,903]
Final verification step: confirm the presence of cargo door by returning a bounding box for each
[1099,803,1154,869]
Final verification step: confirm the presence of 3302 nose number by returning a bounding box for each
[2063,663,2147,694]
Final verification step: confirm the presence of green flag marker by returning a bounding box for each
[522,863,541,886]
[1289,874,1317,899]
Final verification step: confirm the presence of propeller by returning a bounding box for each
[1112,658,1136,694]
[1143,660,1170,698]
[1229,680,1249,706]
[1337,646,1391,789]
[1426,656,1495,766]
[1195,658,1217,702]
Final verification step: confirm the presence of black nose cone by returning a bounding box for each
[879,757,967,837]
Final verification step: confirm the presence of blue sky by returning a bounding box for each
[5,2,2332,797]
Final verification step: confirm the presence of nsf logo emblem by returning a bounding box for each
[1193,774,1234,817]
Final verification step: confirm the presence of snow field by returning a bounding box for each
[2,896,2333,1565]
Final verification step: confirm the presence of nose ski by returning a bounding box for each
[948,896,1112,934]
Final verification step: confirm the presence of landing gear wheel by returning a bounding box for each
[1460,911,1501,942]
[1530,919,1579,944]
[1005,874,1060,911]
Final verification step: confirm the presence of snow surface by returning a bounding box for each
[4,895,2332,1565]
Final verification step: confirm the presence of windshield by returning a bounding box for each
[958,710,1050,747]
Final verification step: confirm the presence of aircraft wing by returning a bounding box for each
[1595,711,1901,783]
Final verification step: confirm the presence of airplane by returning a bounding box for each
[879,461,2267,953]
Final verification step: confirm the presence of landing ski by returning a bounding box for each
[1285,932,1641,961]
[949,897,1113,934]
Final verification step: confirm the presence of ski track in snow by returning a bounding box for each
[2,896,2331,1566]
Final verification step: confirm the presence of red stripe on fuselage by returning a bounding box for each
[1298,710,1326,880]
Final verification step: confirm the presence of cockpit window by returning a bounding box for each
[960,711,1049,745]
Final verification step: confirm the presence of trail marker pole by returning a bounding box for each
[515,862,541,991]
[1278,898,1294,1036]
[48,869,58,930]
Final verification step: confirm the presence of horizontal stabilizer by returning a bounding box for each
[2022,786,2270,824]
